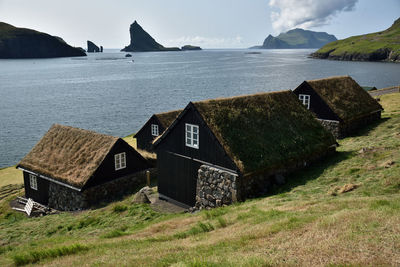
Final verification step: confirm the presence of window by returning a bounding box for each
[185,123,199,149]
[151,124,159,136]
[299,94,310,109]
[114,152,126,170]
[29,174,37,190]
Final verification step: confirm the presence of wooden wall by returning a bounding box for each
[293,82,340,121]
[156,105,237,206]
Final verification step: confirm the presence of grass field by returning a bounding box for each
[0,167,22,187]
[0,93,399,266]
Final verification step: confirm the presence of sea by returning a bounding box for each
[0,49,399,168]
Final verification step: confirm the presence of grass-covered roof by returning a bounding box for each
[304,76,383,123]
[193,91,336,175]
[17,124,120,188]
[156,110,182,128]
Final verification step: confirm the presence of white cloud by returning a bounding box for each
[269,0,358,32]
[164,35,243,48]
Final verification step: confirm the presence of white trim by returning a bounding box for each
[185,123,199,149]
[299,94,310,109]
[114,152,126,170]
[151,124,159,136]
[17,167,82,191]
[29,174,37,190]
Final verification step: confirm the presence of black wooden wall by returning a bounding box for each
[156,105,237,206]
[135,115,165,152]
[84,139,150,189]
[293,82,340,121]
[23,171,49,205]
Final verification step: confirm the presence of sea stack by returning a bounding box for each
[0,22,86,58]
[121,21,180,52]
[87,40,101,52]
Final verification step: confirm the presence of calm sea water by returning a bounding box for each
[0,49,399,168]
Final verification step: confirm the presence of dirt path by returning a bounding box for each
[369,86,399,97]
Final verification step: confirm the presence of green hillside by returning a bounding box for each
[312,18,400,62]
[0,93,399,266]
[252,29,337,49]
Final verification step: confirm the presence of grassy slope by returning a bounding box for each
[0,167,22,187]
[0,94,399,266]
[315,18,400,59]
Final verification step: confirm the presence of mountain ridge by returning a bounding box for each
[252,28,337,49]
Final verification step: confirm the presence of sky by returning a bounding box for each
[0,0,399,49]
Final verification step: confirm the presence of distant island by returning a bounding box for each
[251,28,337,49]
[0,22,86,59]
[121,21,180,52]
[181,45,202,51]
[311,17,400,62]
[87,40,102,53]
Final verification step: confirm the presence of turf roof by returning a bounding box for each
[156,109,182,128]
[304,76,383,123]
[191,91,337,175]
[17,124,120,189]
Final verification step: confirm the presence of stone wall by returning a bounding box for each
[318,119,340,139]
[48,183,85,211]
[194,145,337,210]
[341,110,381,137]
[48,168,156,211]
[195,165,238,210]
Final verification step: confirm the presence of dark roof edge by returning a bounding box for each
[152,103,192,147]
[134,114,159,137]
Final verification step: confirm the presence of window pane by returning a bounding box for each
[193,126,198,133]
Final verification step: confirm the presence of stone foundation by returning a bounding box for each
[194,146,337,210]
[195,165,238,210]
[319,111,381,139]
[318,119,340,138]
[48,168,156,211]
[341,110,381,137]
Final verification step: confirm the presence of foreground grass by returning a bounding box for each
[0,94,399,266]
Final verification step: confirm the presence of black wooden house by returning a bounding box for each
[17,124,150,210]
[135,110,182,152]
[153,91,337,207]
[293,76,383,138]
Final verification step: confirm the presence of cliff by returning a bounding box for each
[87,40,100,52]
[311,18,400,62]
[121,21,180,52]
[0,22,86,58]
[252,29,337,49]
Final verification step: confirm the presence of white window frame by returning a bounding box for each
[151,124,159,136]
[29,174,37,190]
[185,123,199,149]
[299,94,310,109]
[114,152,126,171]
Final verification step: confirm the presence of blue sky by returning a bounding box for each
[0,0,399,48]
